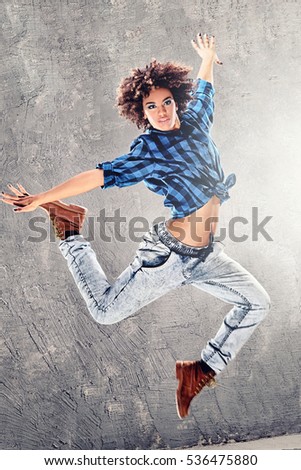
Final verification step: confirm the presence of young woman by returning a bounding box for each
[2,33,271,419]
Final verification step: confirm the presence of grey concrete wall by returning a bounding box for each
[1,0,300,450]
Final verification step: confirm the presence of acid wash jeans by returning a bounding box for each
[59,221,271,374]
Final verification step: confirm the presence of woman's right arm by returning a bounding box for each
[1,168,104,212]
[37,169,104,204]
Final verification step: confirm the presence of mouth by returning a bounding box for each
[158,118,170,123]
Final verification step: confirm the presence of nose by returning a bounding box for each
[158,105,167,117]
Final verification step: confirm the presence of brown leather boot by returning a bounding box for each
[11,186,87,240]
[41,201,87,240]
[176,361,216,419]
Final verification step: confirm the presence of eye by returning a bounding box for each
[146,104,156,110]
[164,99,173,106]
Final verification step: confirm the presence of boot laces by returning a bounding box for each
[194,376,217,395]
[50,216,64,239]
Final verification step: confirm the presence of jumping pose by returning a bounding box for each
[2,33,271,419]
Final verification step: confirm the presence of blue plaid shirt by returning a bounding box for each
[96,78,236,218]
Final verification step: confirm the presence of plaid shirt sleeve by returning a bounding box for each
[96,137,153,189]
[183,78,215,131]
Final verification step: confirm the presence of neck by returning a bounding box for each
[173,114,181,129]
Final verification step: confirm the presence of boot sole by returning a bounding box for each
[175,361,186,419]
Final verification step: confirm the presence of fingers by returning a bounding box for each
[191,38,200,51]
[13,201,37,212]
[1,183,36,212]
[191,33,222,65]
[1,183,36,213]
[13,205,29,212]
[0,197,27,207]
[203,33,210,47]
[0,197,17,206]
[196,33,205,49]
[193,32,215,49]
[1,191,25,201]
[17,183,30,196]
[1,192,31,211]
[6,184,23,197]
[0,196,33,212]
[6,183,30,196]
[1,181,30,202]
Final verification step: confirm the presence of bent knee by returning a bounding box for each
[262,291,271,311]
[253,290,271,315]
[94,310,118,325]
[88,304,122,325]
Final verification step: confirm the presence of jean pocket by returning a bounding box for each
[135,239,172,270]
[202,240,225,266]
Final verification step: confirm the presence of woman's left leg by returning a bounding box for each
[58,227,186,325]
[187,241,271,374]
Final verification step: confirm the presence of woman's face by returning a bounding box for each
[142,87,180,131]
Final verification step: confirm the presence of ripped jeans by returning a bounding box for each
[59,221,271,373]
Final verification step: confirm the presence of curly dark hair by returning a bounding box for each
[116,59,195,130]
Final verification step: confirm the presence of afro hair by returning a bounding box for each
[116,59,195,129]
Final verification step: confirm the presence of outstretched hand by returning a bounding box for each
[1,183,39,212]
[191,33,223,66]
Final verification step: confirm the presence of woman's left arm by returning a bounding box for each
[191,33,223,85]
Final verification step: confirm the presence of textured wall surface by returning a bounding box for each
[1,0,301,450]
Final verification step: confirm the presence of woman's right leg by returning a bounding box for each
[58,227,186,325]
